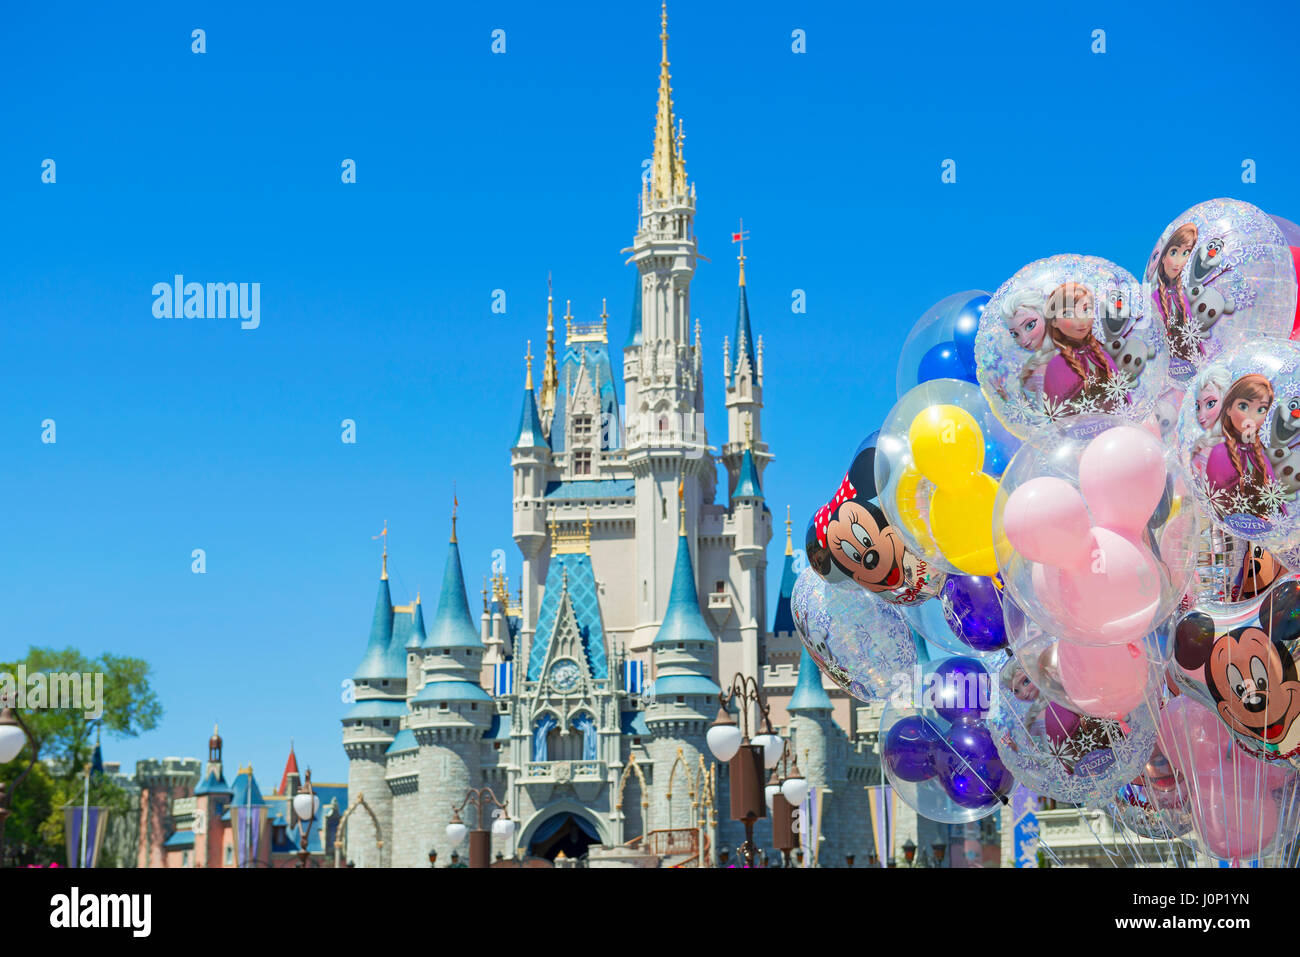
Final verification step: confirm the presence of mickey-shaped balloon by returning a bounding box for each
[1174,574,1300,766]
[805,434,945,605]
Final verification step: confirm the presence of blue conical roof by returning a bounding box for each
[772,549,796,635]
[652,533,716,647]
[228,767,265,807]
[354,577,405,680]
[515,385,548,449]
[423,541,482,649]
[788,646,833,713]
[405,599,427,650]
[733,447,763,500]
[727,284,756,386]
[624,273,643,348]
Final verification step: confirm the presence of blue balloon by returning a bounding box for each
[936,721,1013,809]
[951,294,989,374]
[916,342,974,385]
[883,715,942,783]
[932,657,990,724]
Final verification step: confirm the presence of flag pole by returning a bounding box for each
[79,761,90,868]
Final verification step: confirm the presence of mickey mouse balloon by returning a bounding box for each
[974,255,1168,438]
[1145,198,1298,384]
[804,433,945,604]
[1177,339,1300,548]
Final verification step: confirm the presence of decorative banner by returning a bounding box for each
[493,660,515,696]
[798,786,822,867]
[866,785,895,867]
[235,805,265,867]
[622,659,643,695]
[1010,785,1040,868]
[63,806,110,869]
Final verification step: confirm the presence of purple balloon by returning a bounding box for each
[936,722,1013,809]
[1271,214,1300,248]
[932,657,991,723]
[941,576,1010,652]
[883,715,942,783]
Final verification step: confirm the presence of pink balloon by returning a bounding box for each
[1003,477,1091,570]
[1157,696,1233,776]
[1078,426,1168,537]
[1190,764,1281,861]
[1056,640,1150,718]
[1033,528,1161,644]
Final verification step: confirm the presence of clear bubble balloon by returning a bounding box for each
[876,378,1020,578]
[994,414,1197,648]
[1175,338,1300,550]
[895,290,990,398]
[975,254,1168,438]
[1144,198,1298,384]
[880,655,1012,824]
[989,656,1160,806]
[790,568,917,701]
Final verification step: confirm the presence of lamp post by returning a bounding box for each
[707,674,776,868]
[932,840,947,868]
[768,740,808,868]
[292,768,322,868]
[902,837,917,867]
[446,786,514,869]
[0,706,38,868]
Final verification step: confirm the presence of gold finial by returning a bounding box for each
[732,219,749,287]
[541,275,558,416]
[415,590,420,604]
[650,3,683,201]
[451,487,459,543]
[785,505,794,556]
[524,339,534,392]
[373,520,389,580]
[482,575,488,613]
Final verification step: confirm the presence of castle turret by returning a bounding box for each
[404,513,492,868]
[513,339,552,564]
[342,551,405,868]
[644,485,720,843]
[193,724,231,867]
[722,234,769,497]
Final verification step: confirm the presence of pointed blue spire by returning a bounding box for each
[516,387,548,449]
[772,547,796,636]
[788,646,833,713]
[90,725,104,777]
[404,597,427,651]
[653,525,715,648]
[624,272,643,349]
[727,283,756,387]
[423,539,482,650]
[733,447,763,500]
[354,574,403,680]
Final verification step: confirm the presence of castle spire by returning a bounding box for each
[450,489,459,543]
[541,274,558,417]
[785,504,793,556]
[650,3,683,201]
[524,339,533,392]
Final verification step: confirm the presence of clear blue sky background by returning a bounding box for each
[2,1,1299,784]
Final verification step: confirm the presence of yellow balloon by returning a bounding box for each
[908,403,1001,576]
[894,465,941,555]
[908,405,984,490]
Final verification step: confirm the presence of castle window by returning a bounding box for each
[381,679,389,687]
[471,703,477,711]
[574,450,592,475]
[573,415,593,437]
[440,702,448,710]
[715,581,725,593]
[442,649,451,656]
[382,719,391,728]
[677,642,684,650]
[676,696,684,704]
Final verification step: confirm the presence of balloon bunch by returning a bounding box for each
[796,196,1300,863]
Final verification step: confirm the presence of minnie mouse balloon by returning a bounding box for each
[804,433,945,605]
[1145,198,1297,383]
[1177,339,1300,549]
[790,567,918,701]
[974,255,1168,438]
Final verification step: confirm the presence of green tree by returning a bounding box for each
[1,647,161,866]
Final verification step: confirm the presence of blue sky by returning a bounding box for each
[2,1,1299,783]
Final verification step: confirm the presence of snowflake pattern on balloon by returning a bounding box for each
[975,254,1167,439]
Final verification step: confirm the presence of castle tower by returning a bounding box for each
[513,340,551,572]
[722,233,769,497]
[626,4,713,651]
[192,724,231,868]
[644,487,721,842]
[342,547,406,868]
[405,513,492,869]
[728,430,768,683]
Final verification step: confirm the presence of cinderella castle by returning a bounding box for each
[340,6,887,868]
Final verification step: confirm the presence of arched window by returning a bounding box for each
[532,713,559,761]
[571,712,598,761]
